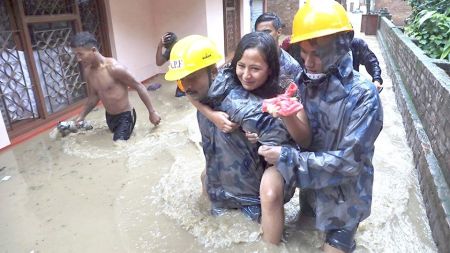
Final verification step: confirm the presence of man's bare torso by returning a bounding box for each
[84,58,131,115]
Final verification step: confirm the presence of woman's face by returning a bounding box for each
[236,48,270,91]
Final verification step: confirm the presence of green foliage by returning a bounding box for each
[405,0,450,61]
[407,0,450,16]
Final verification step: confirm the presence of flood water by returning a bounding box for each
[0,34,438,253]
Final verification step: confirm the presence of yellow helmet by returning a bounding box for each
[165,35,223,81]
[291,0,353,44]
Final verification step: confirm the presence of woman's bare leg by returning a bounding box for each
[260,166,285,244]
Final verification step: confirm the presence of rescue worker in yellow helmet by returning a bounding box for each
[165,34,297,221]
[257,0,383,251]
[165,35,221,96]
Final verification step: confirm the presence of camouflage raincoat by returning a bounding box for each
[198,68,297,220]
[276,52,383,231]
[279,48,302,81]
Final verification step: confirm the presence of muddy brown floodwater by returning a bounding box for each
[0,72,437,252]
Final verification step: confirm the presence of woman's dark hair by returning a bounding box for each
[230,31,281,98]
[70,31,98,49]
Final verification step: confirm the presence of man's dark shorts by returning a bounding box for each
[106,109,136,141]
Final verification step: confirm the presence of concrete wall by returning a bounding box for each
[107,0,218,81]
[374,0,412,26]
[150,0,208,48]
[107,0,160,81]
[377,17,450,253]
[106,0,270,81]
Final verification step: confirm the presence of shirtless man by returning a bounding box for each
[70,32,161,141]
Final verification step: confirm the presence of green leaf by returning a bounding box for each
[440,40,450,59]
[418,10,436,26]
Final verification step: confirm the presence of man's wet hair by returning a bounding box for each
[230,31,281,98]
[70,31,98,49]
[254,12,283,31]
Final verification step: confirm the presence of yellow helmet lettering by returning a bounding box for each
[169,59,184,70]
[165,35,223,81]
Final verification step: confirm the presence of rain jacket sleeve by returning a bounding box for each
[351,38,383,84]
[276,86,383,189]
[221,89,293,147]
[209,68,294,147]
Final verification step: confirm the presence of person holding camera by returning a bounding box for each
[155,32,185,97]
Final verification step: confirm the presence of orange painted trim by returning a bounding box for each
[1,107,83,151]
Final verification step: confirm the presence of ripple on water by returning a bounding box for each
[151,158,261,248]
[354,81,436,253]
[54,85,437,252]
[147,158,326,252]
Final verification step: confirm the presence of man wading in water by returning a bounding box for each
[71,32,161,141]
[258,1,383,251]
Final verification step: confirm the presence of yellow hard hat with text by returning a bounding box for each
[291,0,353,43]
[165,35,222,81]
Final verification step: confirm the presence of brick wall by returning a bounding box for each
[377,17,450,253]
[375,0,412,26]
[267,0,298,35]
[379,23,450,187]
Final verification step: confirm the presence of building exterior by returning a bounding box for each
[266,0,297,34]
[374,0,412,26]
[0,0,266,147]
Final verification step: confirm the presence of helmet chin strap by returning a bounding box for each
[207,67,213,87]
[305,72,327,80]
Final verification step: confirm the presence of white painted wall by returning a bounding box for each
[241,0,252,35]
[206,0,226,66]
[106,0,253,80]
[108,0,158,81]
[151,0,208,48]
[0,113,10,149]
[107,0,209,81]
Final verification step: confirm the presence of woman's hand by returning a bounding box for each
[245,131,259,144]
[258,145,282,165]
[212,111,238,133]
[262,82,303,117]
